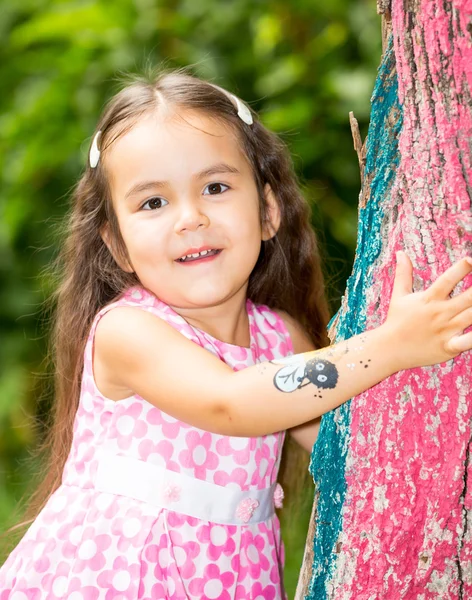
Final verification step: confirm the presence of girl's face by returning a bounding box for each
[104,109,278,310]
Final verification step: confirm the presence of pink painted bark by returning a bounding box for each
[297,0,472,597]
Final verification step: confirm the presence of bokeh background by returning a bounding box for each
[0,0,381,594]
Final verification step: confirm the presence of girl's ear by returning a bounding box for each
[262,183,281,241]
[101,223,134,273]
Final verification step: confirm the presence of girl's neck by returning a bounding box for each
[170,289,251,348]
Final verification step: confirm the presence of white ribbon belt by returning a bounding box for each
[94,453,276,526]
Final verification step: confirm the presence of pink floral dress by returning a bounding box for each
[0,286,293,600]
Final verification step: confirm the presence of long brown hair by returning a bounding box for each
[23,67,330,524]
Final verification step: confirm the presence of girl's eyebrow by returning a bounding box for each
[124,162,241,200]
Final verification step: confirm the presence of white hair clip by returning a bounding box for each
[209,84,254,126]
[89,131,101,168]
[230,94,253,125]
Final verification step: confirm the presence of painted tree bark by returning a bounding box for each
[295,1,472,598]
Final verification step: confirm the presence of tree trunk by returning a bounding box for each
[295,1,472,598]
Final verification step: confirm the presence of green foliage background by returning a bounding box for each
[0,0,381,595]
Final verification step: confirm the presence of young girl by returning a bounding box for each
[1,70,472,600]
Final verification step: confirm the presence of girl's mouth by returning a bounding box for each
[176,249,222,263]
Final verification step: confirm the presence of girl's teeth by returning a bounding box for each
[180,249,216,262]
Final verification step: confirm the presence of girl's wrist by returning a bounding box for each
[374,322,408,375]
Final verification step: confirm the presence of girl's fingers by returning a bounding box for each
[427,257,472,300]
[450,306,472,333]
[391,251,413,300]
[448,285,472,314]
[446,331,472,355]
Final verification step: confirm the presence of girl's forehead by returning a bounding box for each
[106,110,246,171]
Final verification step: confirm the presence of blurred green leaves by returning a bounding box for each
[0,0,381,592]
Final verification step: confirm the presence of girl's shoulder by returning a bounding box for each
[91,286,196,335]
[89,285,204,369]
[88,286,204,403]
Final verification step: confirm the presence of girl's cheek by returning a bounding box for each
[126,217,165,239]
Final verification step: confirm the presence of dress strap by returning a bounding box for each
[85,286,202,353]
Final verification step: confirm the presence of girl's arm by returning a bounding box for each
[287,419,321,453]
[276,309,321,453]
[95,254,472,437]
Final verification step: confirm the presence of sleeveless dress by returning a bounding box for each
[0,286,294,600]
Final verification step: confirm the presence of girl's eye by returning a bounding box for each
[141,197,168,210]
[203,183,229,195]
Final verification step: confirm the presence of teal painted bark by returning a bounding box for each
[306,38,402,599]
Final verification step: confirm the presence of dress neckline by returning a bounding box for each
[165,298,255,352]
[126,286,257,353]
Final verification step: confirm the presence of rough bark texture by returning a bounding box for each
[296,1,472,598]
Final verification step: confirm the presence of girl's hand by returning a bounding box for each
[383,252,472,371]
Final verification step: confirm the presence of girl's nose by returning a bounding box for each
[174,202,210,233]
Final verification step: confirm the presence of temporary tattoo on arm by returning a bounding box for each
[270,334,371,394]
[271,354,339,393]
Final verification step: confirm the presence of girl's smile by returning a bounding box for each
[104,109,279,342]
[176,247,223,264]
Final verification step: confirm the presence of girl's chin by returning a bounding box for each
[157,290,243,311]
[144,277,247,309]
